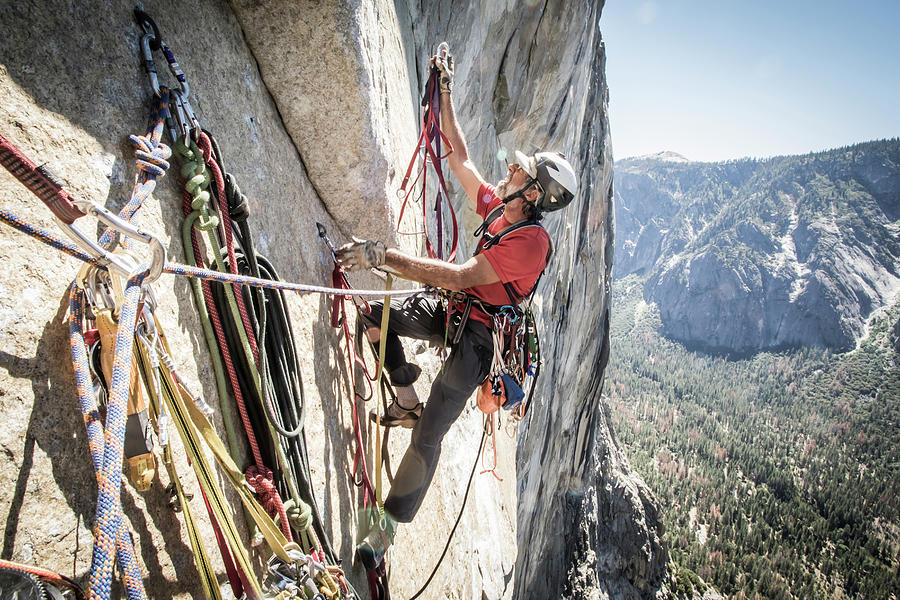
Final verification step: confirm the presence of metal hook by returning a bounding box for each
[437,41,450,60]
[315,222,339,258]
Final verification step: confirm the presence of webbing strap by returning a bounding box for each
[180,382,296,563]
[330,265,377,507]
[373,274,392,509]
[144,307,274,597]
[159,364,266,599]
[397,69,458,262]
[474,209,551,307]
[134,329,225,600]
[0,132,85,224]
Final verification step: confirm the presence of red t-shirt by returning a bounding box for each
[464,183,550,326]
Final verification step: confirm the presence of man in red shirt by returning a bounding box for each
[337,51,577,566]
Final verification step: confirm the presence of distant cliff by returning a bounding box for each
[615,141,900,353]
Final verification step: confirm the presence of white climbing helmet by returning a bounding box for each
[514,150,578,212]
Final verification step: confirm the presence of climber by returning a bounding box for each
[337,49,577,567]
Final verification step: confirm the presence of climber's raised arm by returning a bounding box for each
[431,52,485,206]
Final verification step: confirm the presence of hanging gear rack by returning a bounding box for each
[397,42,459,262]
[135,9,346,574]
[0,10,435,596]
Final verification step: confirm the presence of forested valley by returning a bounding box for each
[606,275,900,599]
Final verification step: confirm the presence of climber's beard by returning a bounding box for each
[495,175,513,199]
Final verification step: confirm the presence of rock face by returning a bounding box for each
[0,1,664,598]
[615,142,900,353]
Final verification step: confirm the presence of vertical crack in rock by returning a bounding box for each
[524,0,548,76]
[492,31,516,133]
[225,10,328,210]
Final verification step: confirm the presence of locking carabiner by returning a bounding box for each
[61,197,166,284]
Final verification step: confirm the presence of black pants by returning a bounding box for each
[359,296,492,522]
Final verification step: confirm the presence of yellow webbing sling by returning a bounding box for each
[144,315,340,600]
[134,335,222,600]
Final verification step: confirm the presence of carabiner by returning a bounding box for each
[170,88,200,143]
[159,40,189,98]
[61,198,167,284]
[134,10,199,142]
[158,40,198,140]
[436,41,450,61]
[135,10,162,97]
[315,221,340,259]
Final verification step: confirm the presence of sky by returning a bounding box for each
[600,1,900,162]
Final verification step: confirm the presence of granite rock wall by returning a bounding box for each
[0,1,665,597]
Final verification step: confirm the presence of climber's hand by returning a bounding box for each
[430,48,454,94]
[336,238,387,272]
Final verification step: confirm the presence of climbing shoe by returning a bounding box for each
[356,513,397,570]
[371,401,423,429]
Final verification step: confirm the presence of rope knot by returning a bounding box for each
[224,173,250,222]
[245,465,294,542]
[283,498,312,532]
[245,465,278,513]
[129,133,171,178]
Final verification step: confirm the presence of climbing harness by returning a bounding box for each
[397,42,459,262]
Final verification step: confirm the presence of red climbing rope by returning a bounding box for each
[197,133,260,364]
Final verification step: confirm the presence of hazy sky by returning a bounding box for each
[600,1,900,162]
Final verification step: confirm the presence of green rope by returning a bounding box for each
[175,139,304,513]
[174,142,242,464]
[283,498,319,554]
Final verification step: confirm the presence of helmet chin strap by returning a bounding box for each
[501,178,537,205]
